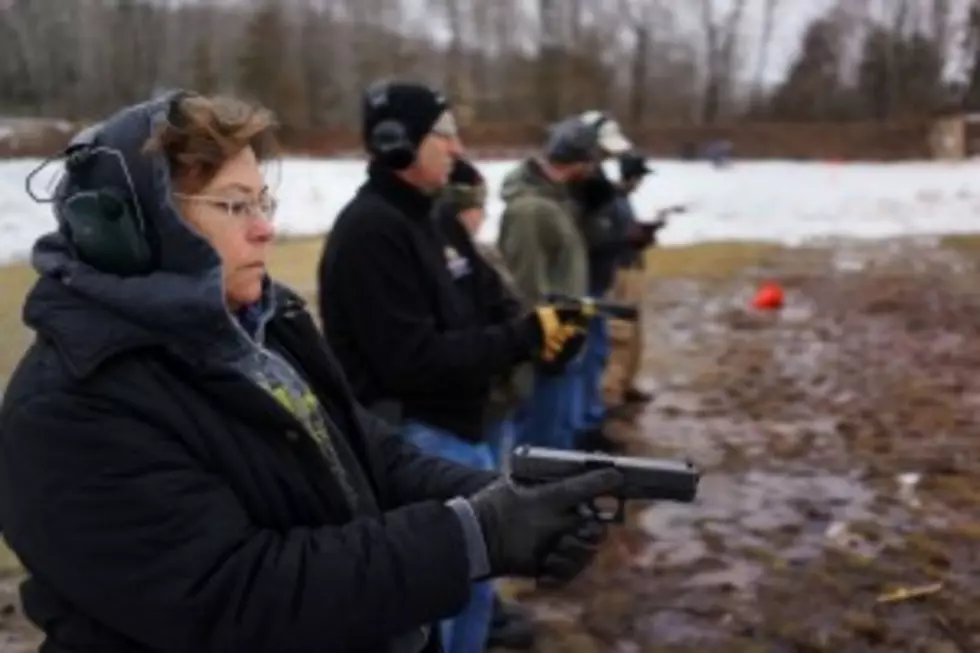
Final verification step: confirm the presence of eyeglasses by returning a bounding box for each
[173,192,278,223]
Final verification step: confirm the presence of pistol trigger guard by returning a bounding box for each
[586,497,625,524]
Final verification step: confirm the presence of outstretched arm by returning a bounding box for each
[0,393,476,653]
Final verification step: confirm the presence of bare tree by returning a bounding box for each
[750,0,783,107]
[697,0,748,123]
[0,0,960,145]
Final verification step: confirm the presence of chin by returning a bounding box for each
[227,284,264,309]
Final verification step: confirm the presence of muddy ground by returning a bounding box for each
[506,237,980,653]
[1,237,979,652]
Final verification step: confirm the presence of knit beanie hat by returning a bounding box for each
[362,80,452,149]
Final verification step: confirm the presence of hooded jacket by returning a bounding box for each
[0,95,496,653]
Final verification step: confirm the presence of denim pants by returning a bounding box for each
[401,421,495,653]
[484,416,516,473]
[574,316,609,433]
[513,356,582,451]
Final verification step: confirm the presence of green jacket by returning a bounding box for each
[497,158,588,303]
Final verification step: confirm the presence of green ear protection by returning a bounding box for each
[53,122,154,276]
[58,184,153,277]
[364,81,416,171]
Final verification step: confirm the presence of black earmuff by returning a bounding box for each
[365,81,416,170]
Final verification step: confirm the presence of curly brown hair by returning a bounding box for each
[143,94,279,193]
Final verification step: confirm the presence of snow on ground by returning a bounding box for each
[1,156,979,265]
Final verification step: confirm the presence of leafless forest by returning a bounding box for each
[3,0,980,126]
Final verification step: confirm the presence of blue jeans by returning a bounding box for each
[401,421,495,653]
[485,416,516,472]
[574,317,609,433]
[513,357,582,451]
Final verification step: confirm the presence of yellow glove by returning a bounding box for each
[532,306,587,372]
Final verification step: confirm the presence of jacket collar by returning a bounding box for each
[24,269,304,381]
[365,160,436,221]
[522,157,572,202]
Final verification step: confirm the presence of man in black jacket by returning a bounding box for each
[317,81,589,653]
[0,91,621,653]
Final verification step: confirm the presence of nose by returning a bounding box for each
[446,136,464,158]
[248,215,276,244]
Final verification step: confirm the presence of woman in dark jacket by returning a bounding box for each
[0,92,620,653]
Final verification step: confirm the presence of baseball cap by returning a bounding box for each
[579,110,632,155]
[544,118,604,164]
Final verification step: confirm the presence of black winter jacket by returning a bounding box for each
[317,162,537,441]
[0,275,496,653]
[569,172,636,296]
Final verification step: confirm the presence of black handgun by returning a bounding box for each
[647,204,689,223]
[634,204,688,233]
[544,293,639,321]
[509,445,700,523]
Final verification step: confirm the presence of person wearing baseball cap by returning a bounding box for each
[318,81,608,653]
[579,110,633,157]
[553,112,641,453]
[496,115,615,455]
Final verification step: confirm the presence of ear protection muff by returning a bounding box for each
[364,80,416,171]
[50,91,195,276]
[55,123,154,276]
[58,183,153,277]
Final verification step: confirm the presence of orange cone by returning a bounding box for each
[752,282,784,310]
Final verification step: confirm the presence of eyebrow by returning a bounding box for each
[209,182,268,195]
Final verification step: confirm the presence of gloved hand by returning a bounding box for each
[527,305,587,372]
[627,221,664,249]
[467,468,624,580]
[537,517,608,588]
[625,223,651,247]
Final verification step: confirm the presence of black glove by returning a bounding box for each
[629,221,664,249]
[468,468,624,579]
[625,223,650,247]
[537,518,608,588]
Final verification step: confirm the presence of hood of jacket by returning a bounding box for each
[26,92,276,373]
